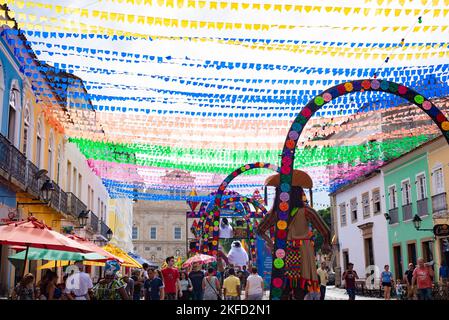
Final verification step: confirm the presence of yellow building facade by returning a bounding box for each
[427,136,449,273]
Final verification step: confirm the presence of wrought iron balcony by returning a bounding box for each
[389,208,399,224]
[90,211,99,233]
[0,132,70,216]
[67,192,87,219]
[0,134,26,189]
[100,219,110,239]
[417,198,429,217]
[432,192,448,218]
[402,203,413,221]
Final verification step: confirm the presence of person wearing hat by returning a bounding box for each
[92,260,130,300]
[257,170,331,300]
[64,261,93,300]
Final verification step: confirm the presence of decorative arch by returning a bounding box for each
[203,162,279,255]
[270,79,449,300]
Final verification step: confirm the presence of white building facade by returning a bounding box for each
[331,170,390,280]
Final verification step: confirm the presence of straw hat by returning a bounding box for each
[264,170,313,188]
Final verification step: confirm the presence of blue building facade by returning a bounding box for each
[0,26,23,295]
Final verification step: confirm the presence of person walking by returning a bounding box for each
[93,262,130,300]
[223,268,241,300]
[404,263,416,300]
[317,261,329,300]
[413,257,434,300]
[131,270,143,300]
[381,265,395,300]
[161,256,181,300]
[245,266,264,300]
[10,273,35,300]
[121,275,135,299]
[144,268,165,300]
[342,263,359,300]
[65,261,93,300]
[202,267,221,300]
[189,263,205,300]
[179,271,192,300]
[141,263,149,281]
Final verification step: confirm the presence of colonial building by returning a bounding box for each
[132,170,195,265]
[0,12,113,295]
[426,136,449,270]
[382,138,434,280]
[330,170,389,282]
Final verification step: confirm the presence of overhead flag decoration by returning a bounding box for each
[1,0,448,201]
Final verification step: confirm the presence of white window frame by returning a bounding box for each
[401,179,411,206]
[150,226,157,240]
[173,226,182,240]
[362,192,370,218]
[36,119,43,169]
[22,105,31,158]
[132,226,139,240]
[432,166,445,195]
[388,185,397,209]
[350,197,358,223]
[7,82,21,147]
[339,202,347,227]
[48,131,54,179]
[416,172,427,201]
[372,188,381,214]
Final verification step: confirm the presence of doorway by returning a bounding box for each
[393,245,403,279]
[407,242,417,266]
[342,250,349,271]
[364,238,375,267]
[422,240,434,263]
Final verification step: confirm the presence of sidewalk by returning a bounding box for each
[325,286,384,300]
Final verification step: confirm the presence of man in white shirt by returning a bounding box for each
[317,261,329,300]
[245,266,264,300]
[65,261,93,300]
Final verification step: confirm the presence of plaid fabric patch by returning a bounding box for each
[285,240,301,282]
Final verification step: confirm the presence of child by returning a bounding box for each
[395,280,404,300]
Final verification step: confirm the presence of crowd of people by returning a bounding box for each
[341,257,447,301]
[8,256,265,301]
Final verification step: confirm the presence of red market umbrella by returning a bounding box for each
[0,217,94,277]
[182,254,216,268]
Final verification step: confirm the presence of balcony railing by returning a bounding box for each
[0,132,77,219]
[417,198,429,217]
[389,208,399,224]
[90,212,99,233]
[432,192,448,217]
[402,203,413,221]
[67,192,87,219]
[100,220,110,239]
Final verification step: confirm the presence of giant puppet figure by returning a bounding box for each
[257,170,331,300]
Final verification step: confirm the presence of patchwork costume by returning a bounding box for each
[257,170,330,300]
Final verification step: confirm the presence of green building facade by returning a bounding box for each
[382,149,434,280]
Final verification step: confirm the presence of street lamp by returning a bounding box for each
[40,179,55,203]
[413,214,433,232]
[106,229,113,241]
[77,210,89,228]
[384,213,391,223]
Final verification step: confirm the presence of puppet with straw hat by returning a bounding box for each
[257,169,331,300]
